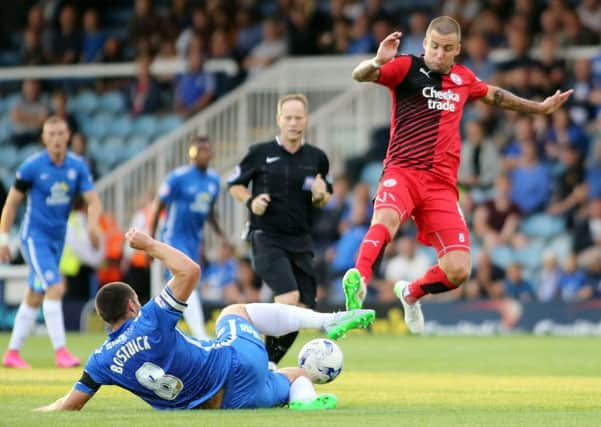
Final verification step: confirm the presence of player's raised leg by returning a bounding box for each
[227,303,375,340]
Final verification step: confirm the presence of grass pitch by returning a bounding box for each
[1,332,600,427]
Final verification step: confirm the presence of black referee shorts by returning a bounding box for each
[250,230,317,308]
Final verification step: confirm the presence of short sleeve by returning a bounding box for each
[227,146,258,187]
[15,159,36,190]
[140,286,187,333]
[318,151,333,194]
[158,172,178,204]
[376,55,412,88]
[469,74,488,99]
[75,353,111,393]
[78,161,95,194]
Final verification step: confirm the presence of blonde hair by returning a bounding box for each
[426,16,462,42]
[276,93,309,116]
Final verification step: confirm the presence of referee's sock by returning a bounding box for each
[405,265,458,303]
[266,332,298,364]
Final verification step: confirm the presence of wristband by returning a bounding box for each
[0,233,9,246]
[370,58,383,69]
[245,196,254,211]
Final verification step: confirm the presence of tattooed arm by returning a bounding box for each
[480,85,574,115]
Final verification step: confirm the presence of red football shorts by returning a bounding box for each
[373,167,471,257]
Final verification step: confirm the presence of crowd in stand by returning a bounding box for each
[0,0,601,307]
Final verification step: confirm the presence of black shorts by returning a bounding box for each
[250,230,316,308]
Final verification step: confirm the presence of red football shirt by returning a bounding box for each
[376,55,488,183]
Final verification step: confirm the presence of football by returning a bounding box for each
[297,338,344,384]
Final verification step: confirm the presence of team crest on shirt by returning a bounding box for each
[67,168,77,180]
[383,179,397,187]
[450,73,462,85]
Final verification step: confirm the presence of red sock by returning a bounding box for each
[355,223,391,285]
[406,265,457,303]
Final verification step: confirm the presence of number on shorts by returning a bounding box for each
[135,362,184,400]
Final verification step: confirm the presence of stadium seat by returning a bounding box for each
[519,214,566,240]
[69,91,99,115]
[83,112,113,140]
[0,93,20,115]
[0,145,18,168]
[156,115,183,136]
[131,115,157,139]
[99,136,125,167]
[123,136,149,160]
[98,91,126,114]
[109,116,133,138]
[18,145,41,163]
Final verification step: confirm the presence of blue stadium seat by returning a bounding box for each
[131,115,157,139]
[83,112,113,139]
[18,145,41,163]
[0,117,12,143]
[0,145,18,168]
[1,93,20,115]
[519,214,566,240]
[69,91,99,115]
[123,136,149,160]
[99,136,125,167]
[98,91,126,114]
[156,115,183,136]
[109,116,133,138]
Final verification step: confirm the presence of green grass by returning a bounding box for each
[1,332,601,426]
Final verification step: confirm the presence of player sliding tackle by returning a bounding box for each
[36,228,374,412]
[344,16,572,333]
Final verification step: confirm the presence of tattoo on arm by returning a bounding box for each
[492,89,504,106]
[486,87,541,114]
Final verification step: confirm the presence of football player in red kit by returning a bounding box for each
[343,16,572,333]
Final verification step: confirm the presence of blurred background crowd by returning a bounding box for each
[0,0,600,308]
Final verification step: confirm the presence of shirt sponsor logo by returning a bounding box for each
[46,182,70,205]
[422,86,460,112]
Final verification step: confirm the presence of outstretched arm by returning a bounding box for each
[125,228,200,302]
[35,388,93,412]
[352,31,402,82]
[480,85,573,115]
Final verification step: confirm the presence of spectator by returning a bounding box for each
[70,133,98,179]
[347,13,373,54]
[561,9,597,46]
[60,196,104,302]
[176,6,210,59]
[559,253,591,302]
[463,251,505,300]
[503,262,536,302]
[81,9,106,63]
[20,28,45,65]
[100,37,124,63]
[537,251,561,301]
[545,109,589,160]
[462,32,497,82]
[233,8,262,58]
[547,144,587,225]
[10,79,48,148]
[400,11,428,56]
[50,91,78,134]
[201,240,243,304]
[576,0,601,34]
[384,236,431,284]
[128,0,162,55]
[44,4,80,64]
[237,256,261,302]
[473,174,522,251]
[164,0,191,41]
[509,141,552,215]
[243,17,287,75]
[568,57,596,126]
[458,120,500,200]
[174,50,215,117]
[129,55,162,116]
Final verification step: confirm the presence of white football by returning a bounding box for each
[298,338,344,384]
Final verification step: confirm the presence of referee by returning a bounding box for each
[228,93,332,365]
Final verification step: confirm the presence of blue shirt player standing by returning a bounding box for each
[35,228,375,412]
[1,116,102,369]
[149,136,224,340]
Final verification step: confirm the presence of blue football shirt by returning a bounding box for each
[16,150,94,241]
[159,165,220,258]
[75,286,233,409]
